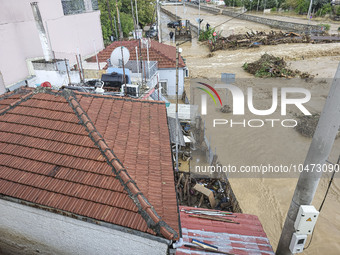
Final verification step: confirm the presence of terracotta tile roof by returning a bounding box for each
[0,87,179,240]
[87,40,186,69]
[178,206,274,255]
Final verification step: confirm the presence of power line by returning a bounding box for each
[304,155,340,250]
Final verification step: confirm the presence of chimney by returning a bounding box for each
[30,2,53,62]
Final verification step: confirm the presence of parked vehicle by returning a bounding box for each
[167,21,180,28]
[175,19,192,41]
[145,24,158,38]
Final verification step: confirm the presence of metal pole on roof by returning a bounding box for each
[147,41,150,80]
[276,63,340,255]
[175,44,179,172]
[135,46,140,83]
[93,40,100,71]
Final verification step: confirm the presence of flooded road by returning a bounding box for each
[161,6,340,255]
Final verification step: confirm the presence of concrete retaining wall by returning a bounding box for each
[184,3,323,34]
[221,9,323,33]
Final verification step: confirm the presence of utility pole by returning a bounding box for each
[157,0,162,43]
[114,16,118,39]
[276,63,340,255]
[198,0,201,35]
[115,0,123,39]
[307,0,313,21]
[135,0,139,28]
[175,44,179,172]
[131,0,138,38]
[106,0,115,41]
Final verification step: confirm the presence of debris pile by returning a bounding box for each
[295,114,320,138]
[295,113,340,138]
[220,104,232,113]
[207,30,340,52]
[209,31,310,51]
[175,175,241,212]
[181,208,239,224]
[243,53,314,79]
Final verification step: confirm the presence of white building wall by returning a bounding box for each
[34,70,81,88]
[0,0,104,88]
[0,72,6,95]
[0,199,168,255]
[158,68,184,98]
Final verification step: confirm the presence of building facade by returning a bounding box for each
[0,0,104,91]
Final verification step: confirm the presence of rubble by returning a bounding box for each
[175,175,242,212]
[243,53,314,79]
[295,114,320,138]
[220,104,232,113]
[206,30,340,52]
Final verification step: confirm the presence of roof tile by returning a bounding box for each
[87,40,186,69]
[0,88,179,240]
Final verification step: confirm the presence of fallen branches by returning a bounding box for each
[243,53,314,79]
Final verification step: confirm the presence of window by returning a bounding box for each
[160,80,168,96]
[61,0,98,15]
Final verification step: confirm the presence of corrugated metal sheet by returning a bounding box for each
[166,104,198,120]
[178,206,274,255]
[167,117,185,146]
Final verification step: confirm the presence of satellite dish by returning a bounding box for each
[110,46,130,67]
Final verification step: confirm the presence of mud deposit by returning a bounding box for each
[161,6,340,254]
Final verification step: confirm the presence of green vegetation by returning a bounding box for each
[199,28,221,42]
[98,0,155,45]
[316,3,332,16]
[224,0,335,17]
[318,23,331,31]
[243,54,313,79]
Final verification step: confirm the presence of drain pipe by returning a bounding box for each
[30,2,53,62]
[172,238,184,249]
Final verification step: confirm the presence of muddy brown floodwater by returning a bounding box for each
[161,6,340,255]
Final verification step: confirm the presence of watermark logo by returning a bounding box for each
[199,83,311,116]
[197,82,312,128]
[197,82,222,115]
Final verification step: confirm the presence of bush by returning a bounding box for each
[271,7,277,12]
[318,23,331,31]
[295,0,309,14]
[199,28,222,42]
[316,3,332,16]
